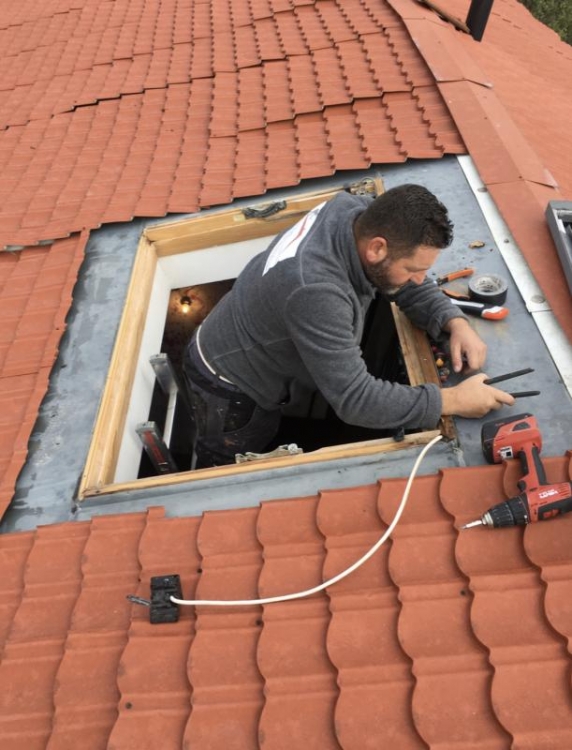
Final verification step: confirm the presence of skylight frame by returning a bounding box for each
[78,183,447,500]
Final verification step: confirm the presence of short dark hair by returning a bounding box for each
[354,184,454,257]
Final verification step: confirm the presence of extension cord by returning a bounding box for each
[171,433,443,608]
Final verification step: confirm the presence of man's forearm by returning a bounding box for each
[393,279,467,340]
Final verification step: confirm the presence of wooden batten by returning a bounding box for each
[391,303,456,440]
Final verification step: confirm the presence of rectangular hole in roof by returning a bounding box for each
[80,182,447,499]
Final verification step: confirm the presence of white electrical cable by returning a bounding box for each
[171,433,443,607]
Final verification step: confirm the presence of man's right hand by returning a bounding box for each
[440,373,515,418]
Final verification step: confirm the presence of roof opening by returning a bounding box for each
[80,181,447,499]
[137,280,233,478]
[137,282,410,478]
[273,294,409,452]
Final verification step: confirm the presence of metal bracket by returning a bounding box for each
[235,443,303,463]
[242,200,287,219]
[348,178,380,197]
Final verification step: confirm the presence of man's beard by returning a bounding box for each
[364,257,405,296]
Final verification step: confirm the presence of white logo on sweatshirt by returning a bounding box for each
[262,202,326,275]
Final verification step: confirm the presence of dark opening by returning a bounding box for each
[139,286,411,476]
[269,294,409,453]
[137,279,234,478]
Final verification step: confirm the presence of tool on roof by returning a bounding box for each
[437,269,509,321]
[468,273,508,306]
[483,367,533,385]
[460,413,572,529]
[483,368,540,398]
[436,267,475,285]
[447,297,509,321]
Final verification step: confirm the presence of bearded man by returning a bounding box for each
[183,183,513,468]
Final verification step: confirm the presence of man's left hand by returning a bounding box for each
[444,317,487,373]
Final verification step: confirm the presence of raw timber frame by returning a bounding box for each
[79,179,451,499]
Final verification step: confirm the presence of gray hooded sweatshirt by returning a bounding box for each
[200,191,464,430]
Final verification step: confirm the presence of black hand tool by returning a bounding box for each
[483,368,540,398]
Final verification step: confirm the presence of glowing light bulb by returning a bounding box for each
[180,295,191,314]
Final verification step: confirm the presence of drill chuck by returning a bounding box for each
[480,495,529,528]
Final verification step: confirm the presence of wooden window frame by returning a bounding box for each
[79,182,451,500]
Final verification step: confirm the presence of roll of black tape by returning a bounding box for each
[468,274,508,306]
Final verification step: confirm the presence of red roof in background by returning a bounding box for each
[0,0,466,248]
[1,455,571,748]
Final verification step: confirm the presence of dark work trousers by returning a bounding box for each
[182,331,281,468]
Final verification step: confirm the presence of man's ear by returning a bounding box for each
[364,236,388,264]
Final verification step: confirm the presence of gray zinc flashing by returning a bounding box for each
[3,156,572,533]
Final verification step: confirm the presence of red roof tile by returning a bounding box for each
[234,130,267,197]
[340,38,395,98]
[293,5,332,49]
[313,47,352,105]
[384,91,443,159]
[265,121,299,189]
[263,61,294,123]
[0,459,570,747]
[316,0,356,43]
[288,55,322,114]
[109,509,200,750]
[295,112,335,179]
[273,11,307,56]
[324,104,368,170]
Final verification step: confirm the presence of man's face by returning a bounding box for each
[366,244,440,295]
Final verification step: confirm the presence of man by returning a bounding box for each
[183,184,514,468]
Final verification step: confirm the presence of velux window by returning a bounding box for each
[79,179,449,499]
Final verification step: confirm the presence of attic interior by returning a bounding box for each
[138,281,411,478]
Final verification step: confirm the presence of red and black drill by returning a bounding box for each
[461,413,572,529]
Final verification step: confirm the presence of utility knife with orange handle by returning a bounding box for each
[449,297,509,320]
[436,268,475,285]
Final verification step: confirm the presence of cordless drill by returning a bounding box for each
[461,413,572,529]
